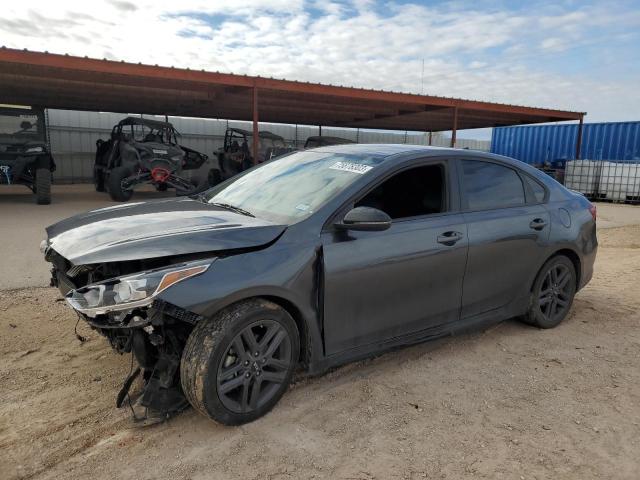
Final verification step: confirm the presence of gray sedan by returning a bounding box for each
[43,144,597,425]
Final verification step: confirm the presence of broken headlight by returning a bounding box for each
[66,259,212,317]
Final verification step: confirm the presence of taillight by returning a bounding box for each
[588,203,597,221]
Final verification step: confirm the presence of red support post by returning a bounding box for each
[450,107,458,148]
[252,86,259,165]
[575,114,584,159]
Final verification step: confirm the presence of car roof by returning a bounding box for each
[311,143,526,167]
[306,136,355,145]
[310,143,473,157]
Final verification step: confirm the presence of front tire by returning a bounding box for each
[107,166,133,202]
[522,255,576,328]
[94,165,105,192]
[35,168,51,205]
[180,299,299,425]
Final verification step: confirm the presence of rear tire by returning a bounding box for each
[35,168,51,205]
[522,255,576,329]
[180,299,299,425]
[107,166,133,202]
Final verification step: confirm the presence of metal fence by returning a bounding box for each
[46,109,490,183]
[563,159,640,204]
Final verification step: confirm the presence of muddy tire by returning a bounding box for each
[107,166,133,202]
[521,255,576,329]
[35,168,51,205]
[180,299,299,425]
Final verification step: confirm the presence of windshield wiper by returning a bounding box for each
[210,202,255,218]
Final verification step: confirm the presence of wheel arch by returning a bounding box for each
[199,290,315,370]
[531,248,581,292]
[261,295,311,369]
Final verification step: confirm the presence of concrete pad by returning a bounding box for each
[0,184,173,290]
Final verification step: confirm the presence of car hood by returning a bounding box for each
[46,198,287,265]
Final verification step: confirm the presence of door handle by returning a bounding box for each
[437,231,463,246]
[529,218,548,230]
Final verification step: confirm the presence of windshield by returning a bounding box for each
[129,124,176,143]
[204,150,386,224]
[0,112,41,137]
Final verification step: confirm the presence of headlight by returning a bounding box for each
[66,259,212,317]
[40,239,49,254]
[25,146,44,153]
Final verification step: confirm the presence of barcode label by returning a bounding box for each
[329,161,373,174]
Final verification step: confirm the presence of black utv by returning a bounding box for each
[94,117,208,201]
[0,106,55,204]
[209,128,294,185]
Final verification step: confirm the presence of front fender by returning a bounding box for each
[157,240,325,366]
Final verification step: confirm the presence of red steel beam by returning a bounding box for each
[252,86,259,165]
[575,114,584,159]
[451,107,458,147]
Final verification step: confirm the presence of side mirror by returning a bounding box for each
[335,206,392,232]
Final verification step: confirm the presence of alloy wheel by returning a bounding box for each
[216,320,292,413]
[537,263,573,323]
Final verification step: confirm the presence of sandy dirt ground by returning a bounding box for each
[1,219,639,479]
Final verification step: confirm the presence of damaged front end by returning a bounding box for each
[52,255,213,422]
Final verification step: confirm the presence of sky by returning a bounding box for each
[2,0,639,139]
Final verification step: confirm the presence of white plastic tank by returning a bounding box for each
[599,162,640,201]
[564,160,605,197]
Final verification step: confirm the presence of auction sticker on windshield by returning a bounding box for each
[329,161,373,174]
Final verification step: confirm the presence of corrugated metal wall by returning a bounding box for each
[47,109,490,183]
[491,121,640,165]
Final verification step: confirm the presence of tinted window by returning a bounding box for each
[462,160,525,210]
[523,175,546,203]
[356,164,445,219]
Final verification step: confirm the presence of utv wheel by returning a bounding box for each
[94,165,105,192]
[35,168,51,205]
[522,255,576,329]
[208,168,222,187]
[107,166,133,202]
[181,299,299,425]
[241,158,253,172]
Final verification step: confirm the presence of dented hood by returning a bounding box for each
[46,198,286,264]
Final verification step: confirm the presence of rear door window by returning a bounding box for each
[522,174,547,203]
[461,160,525,210]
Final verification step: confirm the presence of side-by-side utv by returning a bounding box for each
[94,117,208,201]
[209,128,294,185]
[0,106,55,204]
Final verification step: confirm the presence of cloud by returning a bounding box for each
[1,0,639,128]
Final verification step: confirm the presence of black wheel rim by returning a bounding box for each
[537,263,573,322]
[216,320,292,414]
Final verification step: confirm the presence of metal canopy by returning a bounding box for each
[0,48,583,130]
[0,48,588,158]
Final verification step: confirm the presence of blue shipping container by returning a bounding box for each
[491,121,640,165]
